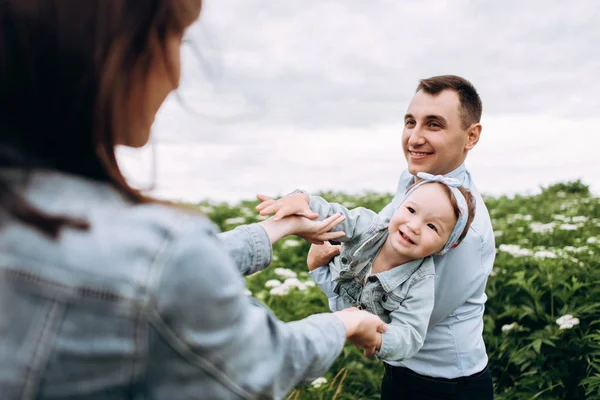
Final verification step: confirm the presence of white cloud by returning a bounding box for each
[120,0,600,203]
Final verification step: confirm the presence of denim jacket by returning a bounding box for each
[0,169,347,400]
[304,194,435,362]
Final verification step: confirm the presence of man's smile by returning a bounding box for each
[408,150,434,158]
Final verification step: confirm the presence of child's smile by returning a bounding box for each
[398,229,416,245]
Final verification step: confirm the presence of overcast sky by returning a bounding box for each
[119,0,600,203]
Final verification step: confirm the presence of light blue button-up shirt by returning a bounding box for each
[378,163,496,378]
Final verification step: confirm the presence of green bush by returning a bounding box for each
[195,184,600,400]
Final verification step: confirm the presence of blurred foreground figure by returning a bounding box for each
[0,1,386,398]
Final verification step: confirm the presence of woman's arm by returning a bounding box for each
[217,214,345,276]
[151,220,386,399]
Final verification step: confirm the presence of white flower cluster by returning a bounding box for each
[224,216,245,225]
[508,214,532,223]
[559,224,578,231]
[498,244,533,257]
[267,277,309,296]
[530,222,555,233]
[563,246,584,253]
[553,214,570,222]
[273,268,297,279]
[240,207,256,217]
[282,239,302,248]
[499,245,566,260]
[587,237,598,244]
[501,322,519,333]
[310,377,328,388]
[556,314,580,330]
[265,279,282,288]
[533,250,557,259]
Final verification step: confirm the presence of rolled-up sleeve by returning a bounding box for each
[217,223,272,276]
[376,273,435,361]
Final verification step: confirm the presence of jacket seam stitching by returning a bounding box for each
[148,309,253,399]
[20,301,64,400]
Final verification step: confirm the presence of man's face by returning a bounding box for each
[402,90,475,176]
[387,183,456,259]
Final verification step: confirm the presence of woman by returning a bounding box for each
[0,1,386,399]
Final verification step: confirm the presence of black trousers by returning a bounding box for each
[381,364,493,400]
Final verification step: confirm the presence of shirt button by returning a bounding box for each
[368,276,377,283]
[341,257,349,264]
[382,294,388,302]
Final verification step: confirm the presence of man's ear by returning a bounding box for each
[465,123,482,151]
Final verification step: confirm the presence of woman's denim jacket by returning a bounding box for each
[305,193,435,362]
[0,170,347,400]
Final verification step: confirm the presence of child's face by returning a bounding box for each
[387,183,457,259]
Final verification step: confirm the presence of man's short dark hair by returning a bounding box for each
[416,75,482,129]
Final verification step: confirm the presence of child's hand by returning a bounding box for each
[256,193,317,221]
[307,242,342,271]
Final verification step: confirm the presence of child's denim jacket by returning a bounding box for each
[306,193,435,362]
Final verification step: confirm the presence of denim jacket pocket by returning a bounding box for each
[376,292,404,323]
[334,279,362,307]
[380,292,402,312]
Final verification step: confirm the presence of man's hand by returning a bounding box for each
[307,242,342,271]
[256,193,317,221]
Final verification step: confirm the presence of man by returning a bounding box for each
[308,75,495,399]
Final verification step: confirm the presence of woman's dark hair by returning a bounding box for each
[0,0,201,237]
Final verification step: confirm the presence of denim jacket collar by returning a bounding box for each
[340,220,430,293]
[376,257,428,292]
[1,168,128,208]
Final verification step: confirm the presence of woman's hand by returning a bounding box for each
[257,193,346,244]
[259,214,346,244]
[256,193,317,221]
[334,308,386,357]
[287,214,347,243]
[307,242,342,271]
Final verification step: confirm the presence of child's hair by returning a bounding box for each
[405,181,476,246]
